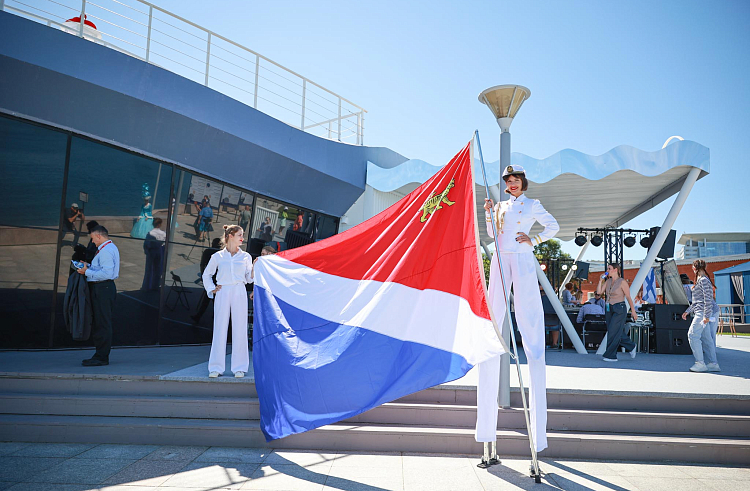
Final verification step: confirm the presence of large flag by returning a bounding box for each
[643,266,657,304]
[252,141,505,441]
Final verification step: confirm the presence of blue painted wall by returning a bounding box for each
[0,12,407,217]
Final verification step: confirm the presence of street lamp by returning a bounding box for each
[478,84,531,413]
[479,85,531,199]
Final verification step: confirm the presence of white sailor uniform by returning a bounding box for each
[202,248,253,375]
[476,192,559,452]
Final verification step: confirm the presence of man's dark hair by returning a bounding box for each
[86,220,99,232]
[91,225,109,238]
[211,238,222,248]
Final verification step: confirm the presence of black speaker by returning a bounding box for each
[652,329,692,355]
[642,304,691,330]
[573,261,590,280]
[649,227,677,260]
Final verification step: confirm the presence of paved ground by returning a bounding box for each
[0,443,749,491]
[2,336,749,397]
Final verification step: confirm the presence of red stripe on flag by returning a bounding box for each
[279,142,491,320]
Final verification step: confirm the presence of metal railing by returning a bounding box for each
[2,0,366,144]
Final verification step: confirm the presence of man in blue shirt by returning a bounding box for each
[577,297,605,323]
[593,292,605,309]
[76,226,120,366]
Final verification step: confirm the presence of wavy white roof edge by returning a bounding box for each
[367,140,710,193]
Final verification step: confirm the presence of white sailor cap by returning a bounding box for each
[502,164,526,178]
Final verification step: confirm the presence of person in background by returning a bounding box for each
[250,245,277,301]
[142,217,166,291]
[76,226,119,366]
[63,203,85,245]
[198,202,214,241]
[191,238,223,325]
[577,295,605,323]
[239,205,252,237]
[681,273,694,303]
[185,190,195,215]
[596,263,638,362]
[681,259,720,372]
[278,206,289,235]
[593,291,605,310]
[257,216,273,242]
[562,282,577,306]
[203,225,252,378]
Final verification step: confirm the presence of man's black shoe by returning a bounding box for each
[82,358,109,366]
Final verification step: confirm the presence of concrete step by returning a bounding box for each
[1,413,747,465]
[3,393,748,438]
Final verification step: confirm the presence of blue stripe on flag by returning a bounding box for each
[252,285,473,441]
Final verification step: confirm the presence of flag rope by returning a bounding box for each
[474,130,541,479]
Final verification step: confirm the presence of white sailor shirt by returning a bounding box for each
[485,193,559,253]
[202,248,254,297]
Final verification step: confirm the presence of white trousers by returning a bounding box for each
[475,252,548,452]
[208,283,250,374]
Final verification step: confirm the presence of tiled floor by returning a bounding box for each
[0,443,748,491]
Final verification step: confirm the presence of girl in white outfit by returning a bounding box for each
[203,225,253,378]
[478,164,559,453]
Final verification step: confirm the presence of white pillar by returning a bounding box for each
[536,260,587,354]
[597,166,702,354]
[559,241,590,301]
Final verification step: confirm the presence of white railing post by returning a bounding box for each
[253,54,260,109]
[360,111,365,145]
[337,98,342,141]
[78,0,86,38]
[301,80,306,129]
[0,0,5,12]
[145,6,153,62]
[204,32,211,86]
[357,112,362,145]
[327,121,332,139]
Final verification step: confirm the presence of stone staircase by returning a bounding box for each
[1,373,748,464]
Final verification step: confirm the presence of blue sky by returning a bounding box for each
[158,0,750,261]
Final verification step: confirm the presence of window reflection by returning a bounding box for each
[160,169,252,344]
[53,137,172,347]
[0,117,67,348]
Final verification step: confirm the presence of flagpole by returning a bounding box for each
[474,130,542,482]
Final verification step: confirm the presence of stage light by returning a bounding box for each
[562,264,568,271]
[574,235,587,247]
[540,264,547,271]
[590,235,603,247]
[640,236,651,248]
[572,264,578,270]
[624,236,636,248]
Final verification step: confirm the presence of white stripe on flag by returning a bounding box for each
[255,255,505,366]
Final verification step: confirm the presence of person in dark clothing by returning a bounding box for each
[63,202,85,245]
[191,238,222,324]
[71,221,100,275]
[76,226,119,366]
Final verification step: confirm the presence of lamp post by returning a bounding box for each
[478,85,531,408]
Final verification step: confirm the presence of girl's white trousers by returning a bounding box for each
[475,252,548,452]
[208,283,250,374]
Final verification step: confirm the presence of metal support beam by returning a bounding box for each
[78,0,86,38]
[597,166,702,354]
[536,260,587,354]
[145,6,153,62]
[204,33,211,86]
[301,80,306,129]
[559,241,589,300]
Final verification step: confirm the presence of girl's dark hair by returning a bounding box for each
[503,173,529,192]
[608,262,622,277]
[565,282,573,290]
[692,259,715,288]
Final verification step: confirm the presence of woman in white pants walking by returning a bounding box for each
[203,225,253,378]
[478,164,559,453]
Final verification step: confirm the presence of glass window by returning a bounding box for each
[53,136,172,347]
[252,197,319,253]
[0,116,68,348]
[160,169,252,343]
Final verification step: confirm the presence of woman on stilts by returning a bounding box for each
[478,164,559,454]
[202,225,253,378]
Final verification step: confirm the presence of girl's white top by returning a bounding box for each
[202,248,254,298]
[485,193,559,253]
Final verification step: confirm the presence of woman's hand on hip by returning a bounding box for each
[516,232,532,245]
[213,285,222,295]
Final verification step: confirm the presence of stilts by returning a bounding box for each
[475,130,542,483]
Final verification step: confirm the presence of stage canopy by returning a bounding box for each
[349,139,710,248]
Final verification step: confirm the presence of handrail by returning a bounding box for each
[2,0,367,144]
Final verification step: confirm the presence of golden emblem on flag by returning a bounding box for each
[419,178,456,223]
